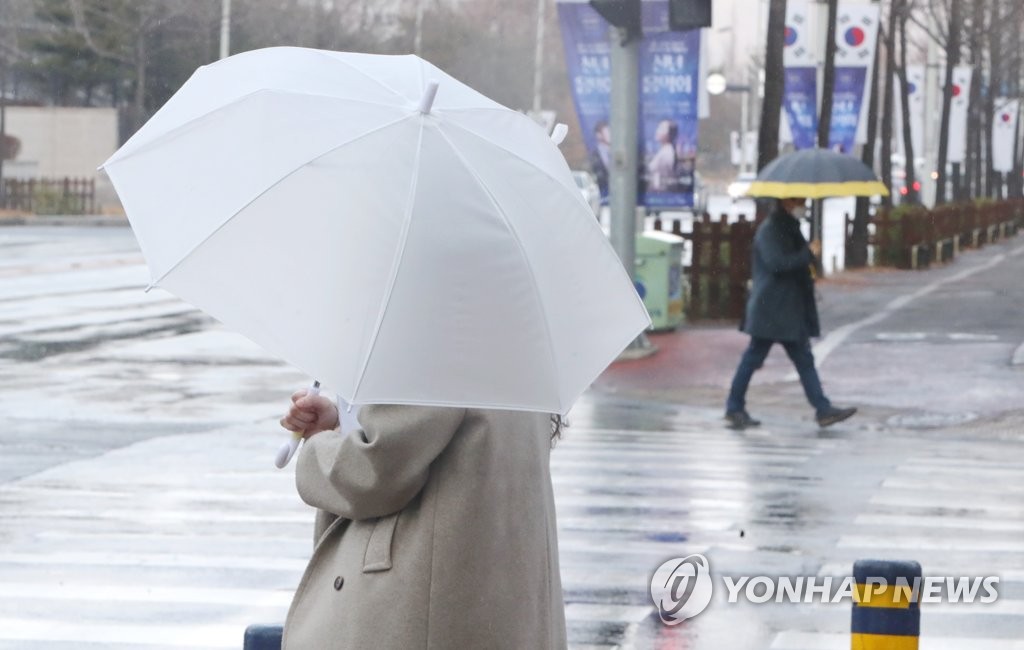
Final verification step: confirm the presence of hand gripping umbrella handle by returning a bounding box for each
[275,380,321,469]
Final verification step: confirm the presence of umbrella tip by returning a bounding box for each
[418,80,440,114]
[550,123,568,145]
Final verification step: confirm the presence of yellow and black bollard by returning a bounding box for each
[852,559,922,649]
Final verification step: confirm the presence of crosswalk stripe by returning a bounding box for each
[0,551,309,571]
[771,630,1024,649]
[868,493,1024,516]
[817,563,1024,583]
[837,535,1024,553]
[0,618,240,649]
[0,582,293,607]
[854,513,1024,533]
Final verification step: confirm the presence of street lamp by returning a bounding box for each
[707,72,754,174]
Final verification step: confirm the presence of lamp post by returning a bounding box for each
[707,71,754,174]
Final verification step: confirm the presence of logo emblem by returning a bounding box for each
[845,27,865,47]
[650,554,714,625]
[784,26,798,46]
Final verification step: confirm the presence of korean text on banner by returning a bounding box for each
[556,2,613,197]
[640,1,702,209]
[556,0,703,209]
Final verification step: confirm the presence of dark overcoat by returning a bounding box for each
[741,206,820,341]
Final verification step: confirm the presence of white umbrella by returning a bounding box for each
[102,46,649,428]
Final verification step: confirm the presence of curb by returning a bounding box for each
[1013,342,1024,367]
[0,214,128,227]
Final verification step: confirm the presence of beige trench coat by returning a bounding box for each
[282,404,567,650]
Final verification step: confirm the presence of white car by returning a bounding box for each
[572,170,602,217]
[727,172,757,199]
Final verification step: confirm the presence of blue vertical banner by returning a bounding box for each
[782,67,819,150]
[556,0,701,209]
[782,1,818,150]
[639,2,700,208]
[555,3,613,196]
[828,66,866,153]
[830,3,880,152]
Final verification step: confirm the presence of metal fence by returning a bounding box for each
[1,178,96,215]
[650,212,756,322]
[868,199,1024,269]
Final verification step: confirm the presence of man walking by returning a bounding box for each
[725,198,856,430]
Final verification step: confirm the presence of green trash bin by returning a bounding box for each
[634,231,686,331]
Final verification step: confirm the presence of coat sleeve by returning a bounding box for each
[756,225,813,274]
[295,404,466,521]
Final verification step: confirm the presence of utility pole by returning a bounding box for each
[607,26,640,292]
[589,0,646,351]
[219,0,231,60]
[532,0,547,112]
[413,0,427,56]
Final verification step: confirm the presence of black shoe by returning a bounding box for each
[816,406,857,427]
[725,410,761,430]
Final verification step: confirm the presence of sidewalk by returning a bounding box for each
[0,213,128,227]
[595,235,1024,423]
[596,270,899,407]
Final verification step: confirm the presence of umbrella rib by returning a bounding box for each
[149,113,416,289]
[434,126,562,398]
[104,89,403,168]
[439,116,581,200]
[348,120,426,401]
[309,49,408,103]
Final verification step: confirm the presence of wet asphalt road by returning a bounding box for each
[1,224,1023,649]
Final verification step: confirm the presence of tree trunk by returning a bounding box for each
[133,28,146,135]
[935,0,961,204]
[850,1,883,269]
[896,0,918,204]
[757,0,788,171]
[966,0,985,200]
[1010,4,1023,198]
[985,0,1002,198]
[817,0,838,148]
[880,1,897,207]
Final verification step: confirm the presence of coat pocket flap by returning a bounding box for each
[362,512,399,572]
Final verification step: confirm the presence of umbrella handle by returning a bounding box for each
[274,380,321,469]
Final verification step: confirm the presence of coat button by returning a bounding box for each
[333,576,344,591]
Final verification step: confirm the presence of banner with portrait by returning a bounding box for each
[556,0,703,209]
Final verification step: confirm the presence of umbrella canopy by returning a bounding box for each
[101,47,650,415]
[746,148,889,199]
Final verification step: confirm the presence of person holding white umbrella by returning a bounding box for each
[279,394,568,648]
[101,47,650,649]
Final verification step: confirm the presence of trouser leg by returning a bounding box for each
[782,338,832,413]
[726,337,774,413]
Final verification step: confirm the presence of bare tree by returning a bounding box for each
[817,0,838,149]
[895,0,919,204]
[880,0,897,205]
[757,0,787,171]
[983,0,1002,198]
[850,0,884,268]
[934,0,961,204]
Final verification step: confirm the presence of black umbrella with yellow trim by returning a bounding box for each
[746,148,889,199]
